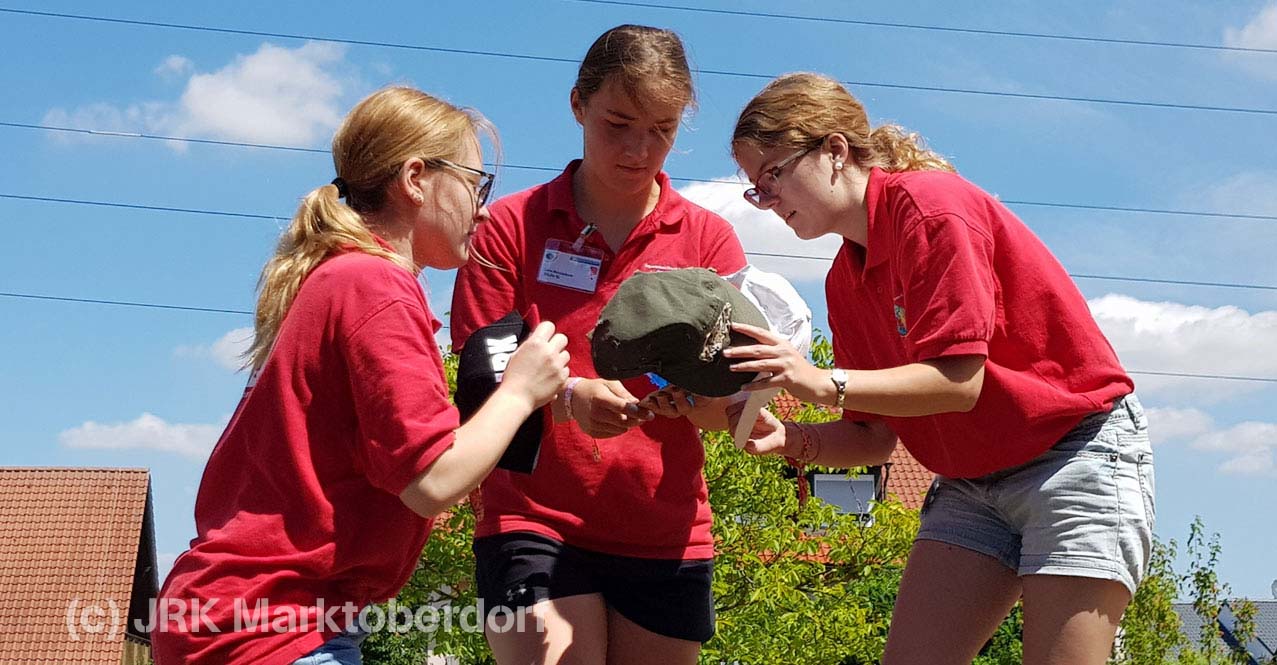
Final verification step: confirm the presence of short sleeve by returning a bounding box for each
[345,299,461,494]
[700,214,748,276]
[451,204,523,351]
[896,213,996,362]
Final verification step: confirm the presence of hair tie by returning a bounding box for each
[330,177,349,199]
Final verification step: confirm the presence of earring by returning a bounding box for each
[834,160,844,170]
[412,193,424,205]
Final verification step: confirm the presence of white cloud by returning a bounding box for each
[43,41,349,149]
[175,327,253,372]
[1141,406,1277,476]
[1088,294,1277,402]
[1145,406,1215,444]
[1223,3,1277,79]
[154,55,194,79]
[1199,170,1277,217]
[1191,421,1277,476]
[60,413,227,460]
[677,177,843,282]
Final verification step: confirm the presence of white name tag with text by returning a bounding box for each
[537,239,604,293]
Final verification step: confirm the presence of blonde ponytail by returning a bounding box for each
[247,183,413,371]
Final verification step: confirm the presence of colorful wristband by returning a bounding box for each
[563,377,583,422]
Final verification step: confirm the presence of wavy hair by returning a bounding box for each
[732,72,954,173]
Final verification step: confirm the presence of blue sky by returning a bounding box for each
[2,0,1275,601]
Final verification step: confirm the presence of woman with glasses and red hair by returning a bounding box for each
[451,24,750,665]
[725,72,1153,665]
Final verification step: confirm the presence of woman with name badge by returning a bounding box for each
[450,24,747,665]
[725,73,1154,665]
[153,87,569,665]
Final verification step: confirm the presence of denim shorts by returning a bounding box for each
[292,626,369,665]
[915,394,1155,596]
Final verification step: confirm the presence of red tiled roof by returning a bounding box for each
[885,445,933,510]
[773,392,933,510]
[0,468,153,663]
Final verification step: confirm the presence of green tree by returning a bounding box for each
[363,336,926,664]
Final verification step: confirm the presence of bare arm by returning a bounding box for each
[399,322,568,518]
[736,408,898,467]
[723,323,985,417]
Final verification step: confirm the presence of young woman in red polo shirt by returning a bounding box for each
[154,87,569,665]
[450,24,746,665]
[724,73,1154,665]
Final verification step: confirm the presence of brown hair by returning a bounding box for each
[247,86,494,371]
[574,24,696,112]
[732,72,954,173]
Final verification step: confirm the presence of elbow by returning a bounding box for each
[399,481,462,520]
[863,422,899,465]
[951,383,981,413]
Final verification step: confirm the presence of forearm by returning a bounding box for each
[804,357,984,417]
[785,418,898,467]
[685,396,731,431]
[399,388,535,518]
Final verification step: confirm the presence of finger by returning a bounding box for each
[726,360,784,374]
[528,320,556,342]
[723,342,789,360]
[739,375,785,392]
[729,322,780,344]
[549,333,569,352]
[602,380,639,402]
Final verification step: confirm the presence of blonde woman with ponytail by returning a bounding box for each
[154,87,570,665]
[725,73,1152,665]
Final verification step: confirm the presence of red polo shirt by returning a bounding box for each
[828,168,1132,478]
[155,248,459,665]
[451,161,746,559]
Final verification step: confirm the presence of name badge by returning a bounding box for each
[537,239,604,293]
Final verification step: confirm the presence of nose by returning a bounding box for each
[622,129,653,161]
[474,204,492,224]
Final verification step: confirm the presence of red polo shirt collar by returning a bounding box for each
[545,160,687,228]
[861,166,893,274]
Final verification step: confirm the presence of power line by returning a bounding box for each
[0,291,252,315]
[0,291,1272,384]
[1128,370,1277,384]
[4,192,1277,293]
[0,193,281,222]
[3,7,1277,117]
[7,121,1277,224]
[566,0,1277,55]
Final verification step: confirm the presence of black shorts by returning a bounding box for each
[473,532,716,643]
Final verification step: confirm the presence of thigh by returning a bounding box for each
[605,606,700,665]
[486,594,609,665]
[599,557,715,645]
[997,396,1154,597]
[1021,574,1130,665]
[882,540,1022,665]
[475,533,609,665]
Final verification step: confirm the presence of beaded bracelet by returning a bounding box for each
[784,423,819,508]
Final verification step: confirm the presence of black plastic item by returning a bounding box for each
[454,311,543,474]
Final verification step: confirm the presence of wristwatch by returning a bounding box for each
[829,368,848,409]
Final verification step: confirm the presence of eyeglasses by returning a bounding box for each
[426,158,495,208]
[742,145,818,209]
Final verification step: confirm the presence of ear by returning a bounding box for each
[569,88,586,125]
[824,133,851,166]
[395,157,428,205]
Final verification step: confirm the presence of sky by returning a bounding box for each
[1,0,1275,601]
